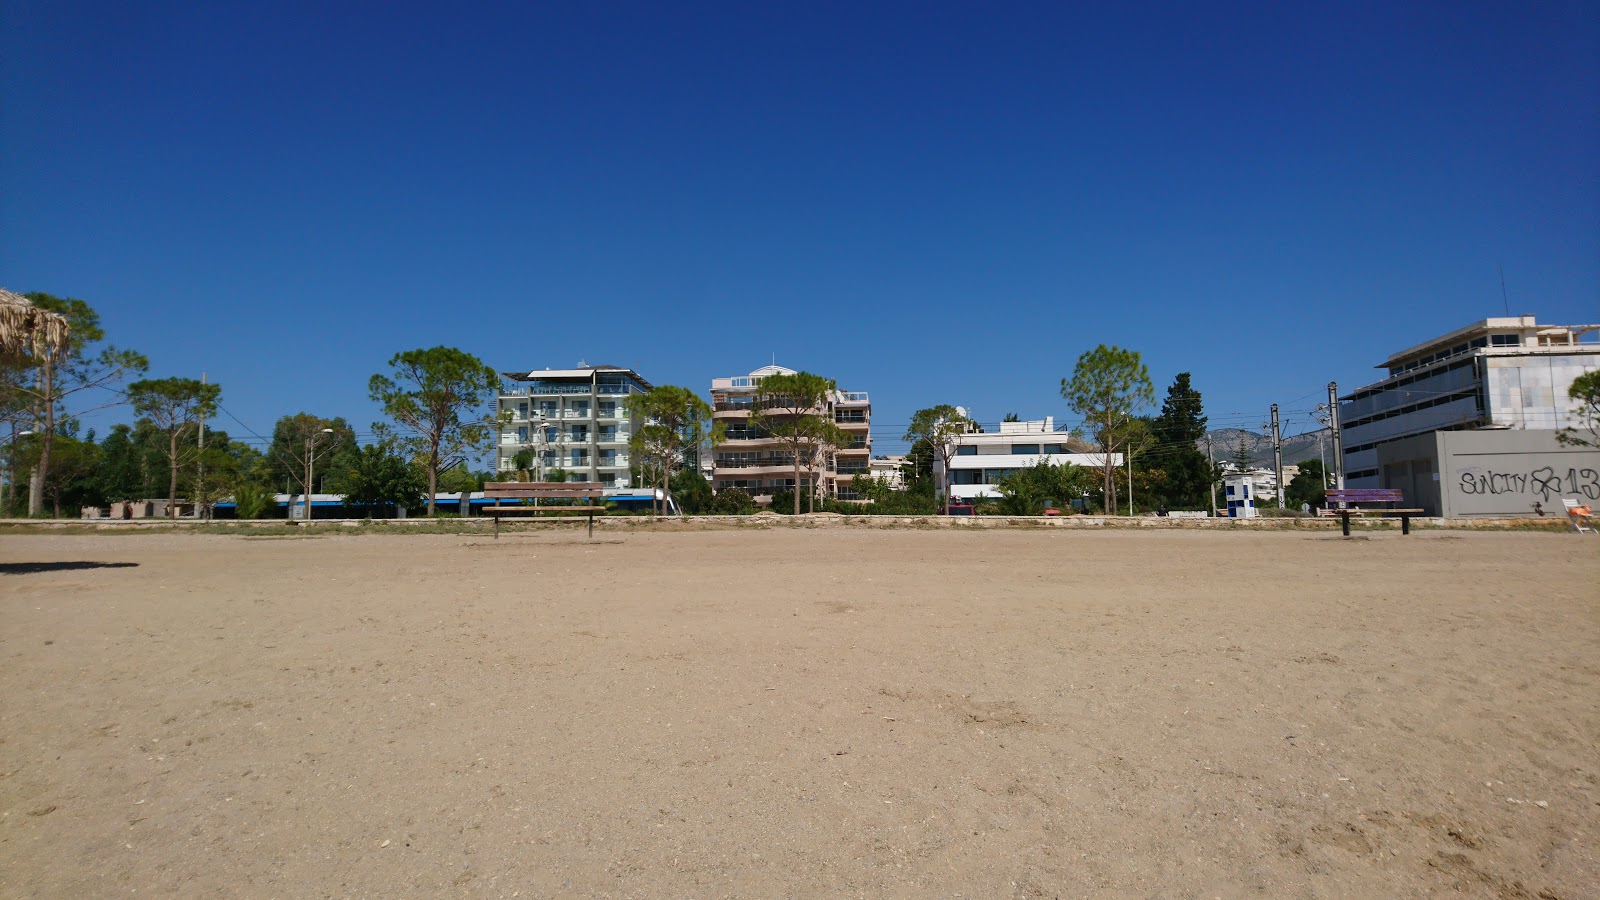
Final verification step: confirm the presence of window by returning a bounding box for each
[1226,485,1235,497]
[1042,443,1066,454]
[539,401,558,418]
[956,446,978,456]
[1011,444,1040,455]
[598,401,617,418]
[517,402,529,419]
[516,426,529,442]
[1490,334,1520,347]
[571,401,590,417]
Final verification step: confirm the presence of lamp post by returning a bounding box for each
[303,428,334,522]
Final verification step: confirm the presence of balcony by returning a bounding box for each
[836,392,869,405]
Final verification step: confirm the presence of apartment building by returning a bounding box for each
[496,365,653,487]
[1339,317,1599,489]
[709,365,872,504]
[933,417,1115,502]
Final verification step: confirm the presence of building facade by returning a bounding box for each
[709,365,872,505]
[1340,317,1599,489]
[496,366,653,487]
[933,417,1116,502]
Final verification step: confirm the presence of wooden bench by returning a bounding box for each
[483,482,606,539]
[1324,488,1425,536]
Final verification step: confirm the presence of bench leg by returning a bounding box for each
[1341,512,1350,537]
[494,514,500,539]
[587,515,594,541]
[1401,514,1410,536]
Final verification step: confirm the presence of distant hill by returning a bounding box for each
[1201,428,1330,468]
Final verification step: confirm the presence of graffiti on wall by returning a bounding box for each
[1458,466,1599,501]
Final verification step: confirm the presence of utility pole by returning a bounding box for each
[197,372,207,520]
[1206,433,1216,517]
[1127,450,1133,516]
[1270,403,1283,508]
[1327,382,1345,504]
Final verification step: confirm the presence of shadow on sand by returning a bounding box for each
[0,561,140,575]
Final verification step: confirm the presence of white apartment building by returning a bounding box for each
[1339,317,1599,488]
[868,455,907,490]
[1217,462,1300,505]
[496,365,653,487]
[934,417,1119,501]
[710,365,872,504]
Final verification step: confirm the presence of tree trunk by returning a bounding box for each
[27,359,55,517]
[792,442,802,515]
[169,429,180,518]
[426,441,439,515]
[660,462,670,517]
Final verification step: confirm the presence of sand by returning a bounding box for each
[1,528,1596,898]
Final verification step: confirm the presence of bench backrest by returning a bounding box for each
[1325,488,1404,504]
[484,481,605,502]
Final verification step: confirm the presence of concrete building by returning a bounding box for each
[1218,463,1300,505]
[934,417,1117,502]
[1340,317,1599,488]
[709,365,871,505]
[1337,317,1599,515]
[1221,472,1260,518]
[868,455,908,491]
[496,365,653,487]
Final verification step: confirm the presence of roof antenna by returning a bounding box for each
[1498,263,1510,317]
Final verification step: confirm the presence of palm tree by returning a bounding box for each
[0,288,69,363]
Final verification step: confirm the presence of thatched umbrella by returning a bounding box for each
[0,288,69,363]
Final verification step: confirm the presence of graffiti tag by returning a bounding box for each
[1459,466,1599,501]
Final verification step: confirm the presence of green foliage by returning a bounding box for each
[368,346,501,514]
[630,385,722,515]
[709,487,756,515]
[769,490,796,515]
[10,431,100,516]
[1557,370,1600,448]
[995,459,1096,515]
[749,371,851,515]
[1061,345,1154,514]
[232,480,278,520]
[669,469,713,514]
[900,438,936,497]
[1146,373,1214,508]
[339,440,427,516]
[127,376,223,514]
[544,468,570,483]
[903,404,975,514]
[510,449,535,474]
[1285,458,1328,511]
[266,413,358,493]
[6,293,148,515]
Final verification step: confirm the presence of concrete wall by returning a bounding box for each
[1376,429,1600,517]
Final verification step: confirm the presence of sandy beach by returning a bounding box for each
[2,528,1596,897]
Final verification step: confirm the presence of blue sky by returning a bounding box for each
[4,1,1596,457]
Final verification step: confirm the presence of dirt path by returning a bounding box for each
[2,530,1595,897]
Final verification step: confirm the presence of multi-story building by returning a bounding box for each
[1339,317,1599,489]
[709,365,872,505]
[496,365,653,487]
[934,417,1115,502]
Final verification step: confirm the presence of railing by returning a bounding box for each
[833,464,869,475]
[715,457,800,469]
[837,392,869,403]
[835,414,867,424]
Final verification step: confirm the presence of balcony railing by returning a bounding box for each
[715,457,800,469]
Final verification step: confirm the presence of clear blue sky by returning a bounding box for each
[4,1,1596,457]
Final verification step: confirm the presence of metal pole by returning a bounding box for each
[1328,382,1345,507]
[1206,434,1216,517]
[198,372,207,519]
[1127,450,1133,516]
[1271,403,1283,508]
[303,436,312,523]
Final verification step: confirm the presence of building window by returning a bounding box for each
[1011,444,1040,455]
[598,401,617,418]
[1490,334,1520,347]
[539,401,558,418]
[1042,443,1066,454]
[571,401,590,417]
[956,446,978,456]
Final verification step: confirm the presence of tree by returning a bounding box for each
[1061,345,1155,515]
[710,487,755,515]
[7,293,147,515]
[368,346,502,515]
[1147,373,1213,508]
[904,405,976,515]
[748,371,850,515]
[1286,458,1328,511]
[127,377,221,517]
[11,430,100,517]
[669,469,714,514]
[628,385,722,516]
[265,413,358,493]
[995,459,1096,515]
[1557,371,1600,449]
[1231,437,1254,471]
[337,440,427,517]
[92,422,166,503]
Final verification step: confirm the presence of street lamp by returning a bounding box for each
[303,428,334,522]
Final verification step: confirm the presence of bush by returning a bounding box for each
[709,487,756,515]
[232,481,277,520]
